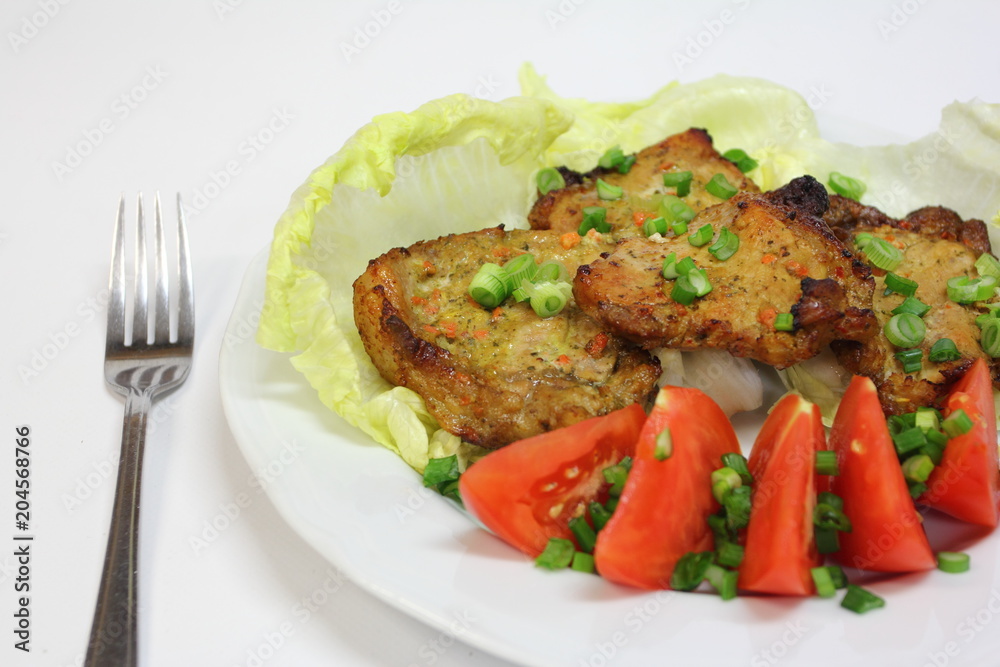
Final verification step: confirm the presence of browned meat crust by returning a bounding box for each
[823,195,1000,414]
[528,128,760,236]
[572,176,877,369]
[353,226,661,449]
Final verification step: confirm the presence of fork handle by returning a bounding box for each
[85,388,152,667]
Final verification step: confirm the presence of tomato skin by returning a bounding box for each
[739,393,824,596]
[458,403,647,557]
[830,375,936,572]
[918,359,1000,527]
[594,387,741,590]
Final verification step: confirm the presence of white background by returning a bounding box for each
[2,1,999,666]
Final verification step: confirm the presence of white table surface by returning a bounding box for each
[3,1,999,665]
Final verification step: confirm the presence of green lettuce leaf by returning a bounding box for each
[257,65,1000,472]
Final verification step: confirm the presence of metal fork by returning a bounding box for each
[85,193,194,667]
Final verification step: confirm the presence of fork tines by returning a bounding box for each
[107,193,194,352]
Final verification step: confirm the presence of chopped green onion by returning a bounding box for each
[642,216,668,237]
[578,206,610,235]
[921,438,945,466]
[603,462,630,497]
[617,155,636,174]
[571,551,596,573]
[705,173,738,200]
[535,260,571,283]
[975,253,1000,280]
[981,318,1000,357]
[901,454,934,483]
[928,338,962,363]
[670,551,714,591]
[568,516,597,553]
[598,146,625,170]
[709,227,740,261]
[895,348,923,374]
[703,564,739,600]
[527,281,572,318]
[815,450,840,476]
[914,406,940,430]
[711,467,742,503]
[863,237,904,272]
[722,486,752,531]
[942,409,973,438]
[815,527,840,554]
[715,541,745,568]
[659,195,697,229]
[662,253,680,279]
[596,178,623,201]
[891,296,931,317]
[892,427,927,456]
[885,313,926,348]
[774,313,795,332]
[536,167,565,195]
[937,551,971,574]
[688,223,715,247]
[814,503,853,533]
[884,272,918,297]
[722,148,758,174]
[948,275,998,304]
[662,170,693,197]
[535,538,575,570]
[588,501,613,532]
[828,172,867,202]
[908,480,928,499]
[501,253,538,292]
[840,585,885,614]
[720,453,754,486]
[676,256,698,276]
[654,428,673,461]
[817,491,845,512]
[707,512,731,547]
[854,232,874,249]
[468,263,509,308]
[976,308,1000,328]
[826,565,848,589]
[672,268,712,305]
[811,567,838,598]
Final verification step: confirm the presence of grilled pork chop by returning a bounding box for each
[528,128,759,237]
[353,226,661,449]
[573,176,877,369]
[823,195,1000,414]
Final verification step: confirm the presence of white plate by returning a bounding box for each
[221,247,1000,667]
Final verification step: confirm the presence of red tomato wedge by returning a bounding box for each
[829,375,935,572]
[594,387,740,590]
[918,359,1000,527]
[739,393,824,596]
[459,403,646,557]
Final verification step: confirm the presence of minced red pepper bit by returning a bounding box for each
[473,329,489,340]
[761,253,777,265]
[585,332,610,357]
[422,260,437,275]
[633,211,654,226]
[785,261,809,278]
[560,232,581,249]
[757,307,777,327]
[556,354,571,365]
